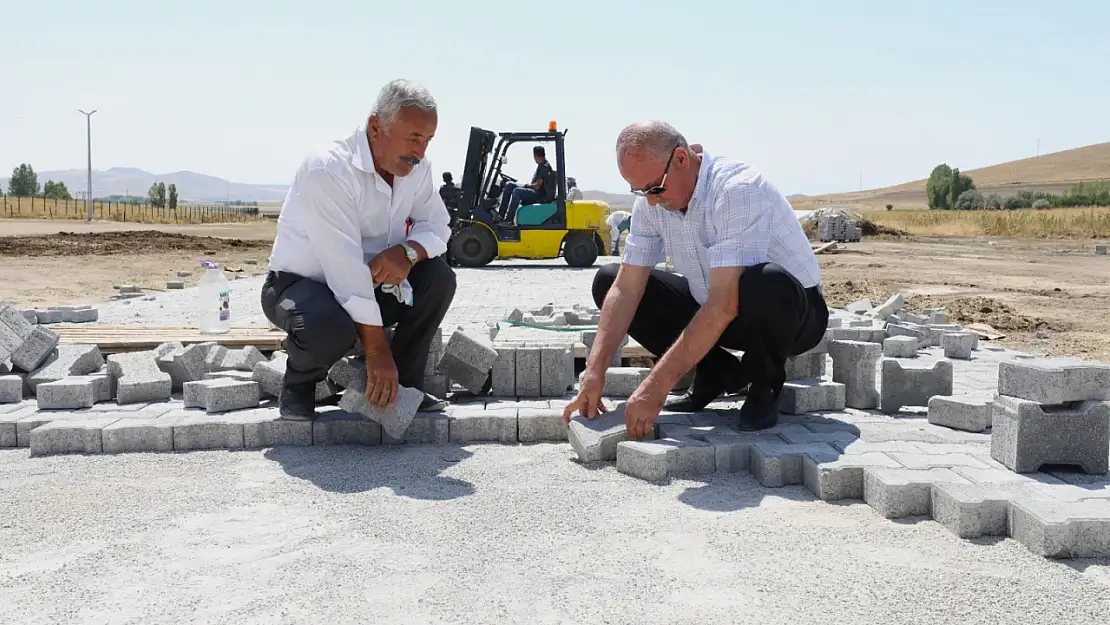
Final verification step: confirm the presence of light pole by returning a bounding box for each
[78,109,97,222]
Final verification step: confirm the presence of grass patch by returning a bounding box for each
[862,207,1110,238]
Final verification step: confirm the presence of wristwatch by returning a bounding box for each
[401,242,419,265]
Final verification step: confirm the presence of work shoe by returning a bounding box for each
[736,386,779,431]
[279,381,317,421]
[419,393,447,413]
[664,373,749,412]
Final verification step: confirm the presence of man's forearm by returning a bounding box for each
[356,322,391,356]
[646,304,734,391]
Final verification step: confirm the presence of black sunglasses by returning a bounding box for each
[630,143,681,197]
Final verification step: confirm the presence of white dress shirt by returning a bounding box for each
[268,125,452,327]
[622,150,820,305]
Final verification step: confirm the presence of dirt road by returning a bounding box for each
[2,220,1108,361]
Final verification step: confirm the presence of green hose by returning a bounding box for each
[498,319,598,332]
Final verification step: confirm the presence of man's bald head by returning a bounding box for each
[615,121,688,162]
[614,121,700,211]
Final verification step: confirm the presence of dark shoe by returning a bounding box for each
[279,381,317,420]
[664,374,749,412]
[737,387,779,431]
[419,393,447,413]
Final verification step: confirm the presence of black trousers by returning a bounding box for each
[592,262,829,395]
[260,255,457,390]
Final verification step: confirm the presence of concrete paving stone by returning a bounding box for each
[882,336,918,359]
[879,358,954,414]
[616,437,716,483]
[773,422,858,446]
[422,372,448,400]
[102,415,178,454]
[224,408,312,448]
[437,326,497,394]
[951,466,1069,486]
[107,351,172,404]
[382,412,449,445]
[313,408,383,446]
[502,398,551,409]
[581,330,627,368]
[449,406,518,443]
[886,324,928,346]
[0,404,37,447]
[490,347,516,397]
[568,405,648,463]
[828,327,885,344]
[686,411,737,428]
[514,348,541,397]
[683,429,786,473]
[941,332,977,360]
[540,345,575,397]
[1009,497,1110,558]
[21,309,38,325]
[157,343,209,390]
[184,378,260,413]
[34,376,101,410]
[862,467,971,519]
[26,344,105,392]
[777,379,845,415]
[870,293,904,320]
[853,422,951,445]
[990,394,1110,475]
[28,417,119,457]
[254,352,335,401]
[833,439,926,455]
[784,352,826,380]
[15,410,113,447]
[203,370,255,382]
[517,407,567,442]
[337,379,424,440]
[0,303,35,363]
[886,451,990,471]
[802,452,904,501]
[600,367,651,397]
[9,325,60,372]
[171,412,246,451]
[828,340,881,409]
[749,441,841,488]
[0,375,23,403]
[929,481,1061,539]
[997,359,1110,404]
[220,346,267,372]
[927,395,992,432]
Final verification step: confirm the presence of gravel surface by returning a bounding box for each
[2,443,1109,624]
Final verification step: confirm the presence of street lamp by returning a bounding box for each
[78,109,97,222]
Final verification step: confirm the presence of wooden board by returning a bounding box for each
[51,324,287,354]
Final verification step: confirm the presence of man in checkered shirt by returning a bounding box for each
[563,121,829,437]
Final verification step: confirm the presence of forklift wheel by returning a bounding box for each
[449,225,497,267]
[562,232,598,267]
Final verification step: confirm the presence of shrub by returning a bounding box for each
[954,189,986,211]
[1032,198,1051,209]
[985,193,1003,210]
[1003,196,1023,210]
[886,204,893,211]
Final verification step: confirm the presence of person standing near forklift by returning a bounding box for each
[497,145,556,223]
[439,172,462,209]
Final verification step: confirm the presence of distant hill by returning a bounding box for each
[792,141,1110,210]
[582,190,634,209]
[0,167,291,203]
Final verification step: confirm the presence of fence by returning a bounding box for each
[0,194,264,225]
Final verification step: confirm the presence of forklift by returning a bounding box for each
[444,122,610,268]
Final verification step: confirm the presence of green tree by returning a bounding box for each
[946,168,975,209]
[925,164,953,209]
[148,181,167,208]
[42,180,72,200]
[8,164,39,197]
[167,184,178,209]
[157,182,166,208]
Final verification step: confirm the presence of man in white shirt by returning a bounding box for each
[262,79,455,420]
[605,209,632,255]
[563,121,828,437]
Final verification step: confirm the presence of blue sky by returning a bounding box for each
[2,0,1107,196]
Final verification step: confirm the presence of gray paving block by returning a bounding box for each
[184,378,260,413]
[157,343,209,391]
[879,358,953,414]
[21,309,38,325]
[997,359,1110,404]
[102,416,177,454]
[28,417,118,457]
[680,429,786,473]
[517,407,567,442]
[828,340,881,409]
[941,332,977,359]
[337,378,424,440]
[0,303,35,363]
[313,409,383,446]
[107,351,172,404]
[253,352,334,401]
[328,356,366,389]
[26,344,105,392]
[204,370,255,382]
[862,467,971,519]
[927,395,992,433]
[422,372,449,400]
[581,330,628,367]
[616,437,716,482]
[35,376,101,410]
[882,336,918,358]
[490,347,516,397]
[886,323,928,346]
[802,452,903,501]
[568,405,650,463]
[221,346,267,372]
[540,346,574,397]
[382,412,449,445]
[990,395,1110,475]
[750,442,840,488]
[777,379,845,415]
[773,423,858,446]
[0,375,23,403]
[929,481,1060,539]
[514,348,541,397]
[437,326,497,394]
[870,293,904,320]
[171,413,245,451]
[886,451,989,470]
[9,325,60,372]
[1009,498,1110,558]
[229,409,312,448]
[784,352,826,381]
[600,367,651,397]
[204,344,230,372]
[449,406,518,443]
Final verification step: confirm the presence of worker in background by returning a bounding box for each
[567,177,584,201]
[497,145,555,222]
[605,209,632,255]
[439,172,462,209]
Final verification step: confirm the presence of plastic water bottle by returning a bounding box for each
[198,260,231,334]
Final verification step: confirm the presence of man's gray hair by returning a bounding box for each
[371,79,437,127]
[615,121,688,161]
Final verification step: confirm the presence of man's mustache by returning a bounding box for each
[400,155,421,166]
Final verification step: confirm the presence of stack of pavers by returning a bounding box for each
[11,304,99,325]
[817,214,862,243]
